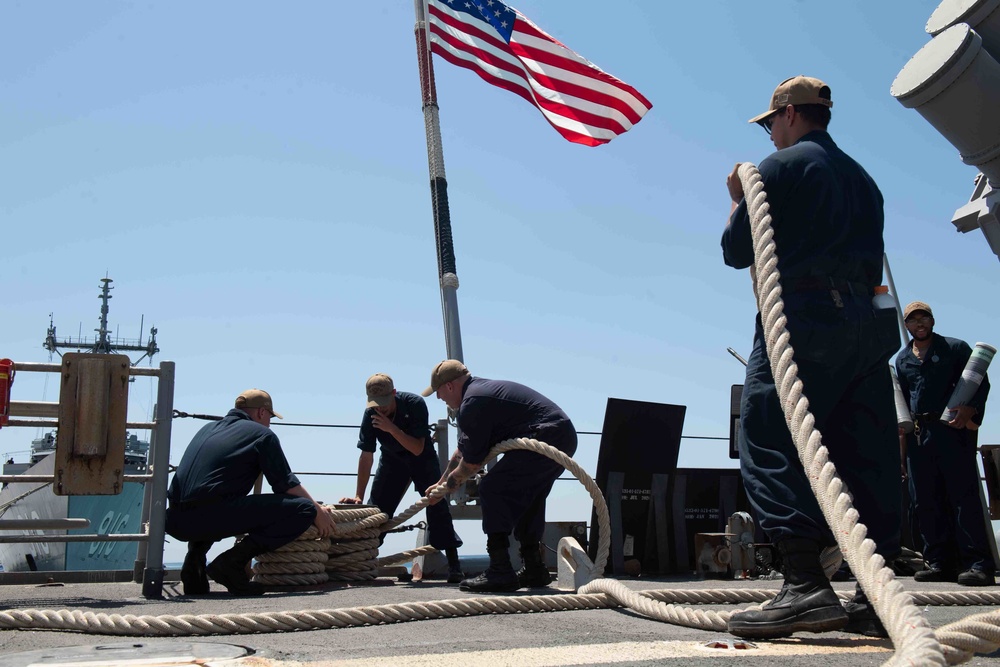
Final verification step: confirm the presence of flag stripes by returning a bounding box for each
[426,0,652,146]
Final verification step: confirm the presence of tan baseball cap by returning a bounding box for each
[235,388,283,419]
[365,373,395,409]
[421,359,469,397]
[903,301,934,320]
[748,75,833,125]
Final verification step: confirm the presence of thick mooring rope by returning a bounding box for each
[376,545,437,568]
[251,507,391,586]
[253,438,611,585]
[0,592,622,636]
[0,437,614,636]
[0,427,999,662]
[731,162,1000,666]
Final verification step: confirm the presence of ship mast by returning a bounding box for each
[43,277,159,366]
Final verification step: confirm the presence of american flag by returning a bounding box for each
[426,0,652,147]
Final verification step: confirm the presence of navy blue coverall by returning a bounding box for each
[721,130,901,558]
[896,333,993,573]
[358,391,462,550]
[455,376,577,542]
[166,409,316,550]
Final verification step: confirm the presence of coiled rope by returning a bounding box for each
[251,508,389,586]
[251,438,611,585]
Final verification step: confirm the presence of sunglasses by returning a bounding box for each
[760,108,788,136]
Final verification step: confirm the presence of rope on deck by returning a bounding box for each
[377,545,437,568]
[0,592,622,636]
[1,397,1000,662]
[252,437,610,586]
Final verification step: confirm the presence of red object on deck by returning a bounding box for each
[0,358,14,428]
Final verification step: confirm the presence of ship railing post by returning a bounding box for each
[435,418,449,473]
[134,364,158,582]
[142,360,174,599]
[134,424,156,583]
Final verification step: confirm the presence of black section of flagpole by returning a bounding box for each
[432,177,457,275]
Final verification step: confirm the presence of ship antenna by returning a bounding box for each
[94,277,114,354]
[43,313,61,360]
[44,277,160,366]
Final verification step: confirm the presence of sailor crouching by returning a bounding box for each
[165,388,335,596]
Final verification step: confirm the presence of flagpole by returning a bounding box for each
[414,0,465,364]
[883,253,909,346]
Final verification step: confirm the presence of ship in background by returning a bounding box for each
[0,278,159,573]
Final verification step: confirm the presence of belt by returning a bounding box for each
[781,277,873,296]
[169,496,222,511]
[912,412,938,436]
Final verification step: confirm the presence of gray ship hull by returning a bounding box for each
[0,454,144,573]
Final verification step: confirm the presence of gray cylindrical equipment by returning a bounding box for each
[891,23,1000,186]
[941,341,996,422]
[927,0,1000,58]
[891,366,914,434]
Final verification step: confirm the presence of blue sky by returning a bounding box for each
[2,1,997,565]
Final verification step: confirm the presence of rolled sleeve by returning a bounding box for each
[357,408,378,453]
[258,433,300,493]
[722,157,788,271]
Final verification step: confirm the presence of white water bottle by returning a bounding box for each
[872,285,896,311]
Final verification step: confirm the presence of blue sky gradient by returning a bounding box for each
[2,1,996,564]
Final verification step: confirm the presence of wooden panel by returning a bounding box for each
[55,353,130,496]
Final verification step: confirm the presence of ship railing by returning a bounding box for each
[0,359,174,598]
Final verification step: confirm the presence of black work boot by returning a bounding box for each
[206,537,268,596]
[446,547,464,584]
[516,541,552,588]
[843,584,888,638]
[957,567,995,586]
[460,533,520,593]
[914,564,957,582]
[727,537,848,639]
[181,540,213,595]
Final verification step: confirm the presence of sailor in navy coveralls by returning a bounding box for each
[895,300,994,586]
[721,76,901,639]
[341,373,464,582]
[422,359,577,593]
[166,388,334,596]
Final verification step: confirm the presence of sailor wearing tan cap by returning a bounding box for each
[722,76,901,638]
[422,360,577,593]
[166,388,335,596]
[341,373,464,583]
[896,301,994,586]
